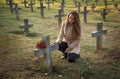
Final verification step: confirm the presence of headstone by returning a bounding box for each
[81,6,89,23]
[22,0,28,8]
[9,0,15,13]
[46,0,51,9]
[54,9,65,26]
[92,22,107,50]
[34,35,59,73]
[19,19,33,35]
[13,4,21,20]
[59,2,65,13]
[38,3,46,18]
[78,2,81,14]
[101,8,108,21]
[104,0,108,9]
[29,1,35,12]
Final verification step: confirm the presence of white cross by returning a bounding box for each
[92,22,107,50]
[34,35,59,73]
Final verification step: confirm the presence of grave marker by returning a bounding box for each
[34,35,59,73]
[46,0,51,9]
[81,6,89,23]
[9,0,15,13]
[19,19,33,35]
[38,3,46,18]
[104,0,108,9]
[101,8,108,21]
[55,9,65,26]
[13,4,21,20]
[92,22,107,50]
[22,0,28,8]
[60,2,65,13]
[78,2,81,14]
[29,1,35,12]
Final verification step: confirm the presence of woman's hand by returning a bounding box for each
[65,47,71,53]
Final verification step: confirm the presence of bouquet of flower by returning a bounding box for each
[36,39,47,49]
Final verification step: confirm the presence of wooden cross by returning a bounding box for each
[101,8,108,21]
[13,4,21,20]
[81,6,89,23]
[46,0,51,10]
[59,2,65,13]
[104,0,108,9]
[34,35,59,73]
[9,0,15,13]
[29,1,35,12]
[38,3,46,18]
[22,0,28,8]
[92,22,107,50]
[19,19,33,35]
[78,2,81,14]
[55,9,65,26]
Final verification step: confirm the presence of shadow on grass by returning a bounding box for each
[10,30,43,37]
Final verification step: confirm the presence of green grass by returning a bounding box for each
[0,0,120,79]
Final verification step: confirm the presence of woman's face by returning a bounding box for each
[68,14,74,25]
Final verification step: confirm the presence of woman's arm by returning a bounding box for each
[55,23,64,43]
[69,36,81,50]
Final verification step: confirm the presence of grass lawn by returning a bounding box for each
[0,0,120,79]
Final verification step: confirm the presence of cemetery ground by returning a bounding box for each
[0,0,120,79]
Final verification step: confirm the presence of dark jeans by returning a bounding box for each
[58,42,79,63]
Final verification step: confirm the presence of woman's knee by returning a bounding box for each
[68,53,79,63]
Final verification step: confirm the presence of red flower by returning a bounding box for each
[36,40,47,49]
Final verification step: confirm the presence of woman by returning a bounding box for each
[55,10,81,63]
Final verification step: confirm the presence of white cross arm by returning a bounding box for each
[34,43,59,56]
[19,24,33,29]
[92,31,99,37]
[92,29,107,37]
[101,29,107,35]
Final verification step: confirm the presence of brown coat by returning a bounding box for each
[56,22,81,54]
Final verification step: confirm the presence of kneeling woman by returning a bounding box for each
[55,10,81,63]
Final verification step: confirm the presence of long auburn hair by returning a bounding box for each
[64,10,81,39]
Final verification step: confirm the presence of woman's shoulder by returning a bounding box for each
[61,21,66,28]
